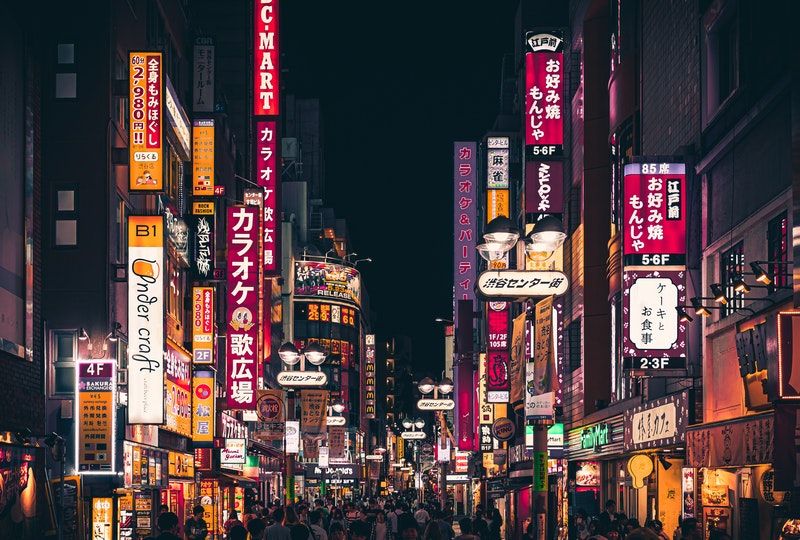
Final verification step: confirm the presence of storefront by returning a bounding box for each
[302,462,360,502]
[121,441,170,538]
[686,411,799,539]
[0,442,57,538]
[163,451,196,528]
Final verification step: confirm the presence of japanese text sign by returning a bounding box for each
[478,270,569,298]
[192,375,215,445]
[127,216,165,424]
[192,119,215,196]
[253,0,279,116]
[365,334,376,419]
[226,206,260,409]
[623,163,687,266]
[129,53,163,191]
[255,120,279,274]
[622,270,687,371]
[525,32,564,150]
[192,287,214,365]
[525,161,563,214]
[486,304,510,404]
[487,146,509,189]
[486,189,510,222]
[453,142,477,327]
[76,359,115,472]
[624,391,688,451]
[193,39,214,113]
[301,390,328,434]
[164,340,192,436]
[294,261,361,306]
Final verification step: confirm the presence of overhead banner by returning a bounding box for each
[76,359,115,473]
[129,52,163,191]
[622,269,686,371]
[226,206,260,409]
[301,389,328,434]
[510,312,527,409]
[254,120,279,275]
[525,161,564,214]
[192,287,214,365]
[191,205,215,281]
[524,32,564,152]
[192,39,214,113]
[527,297,556,420]
[254,389,285,441]
[191,375,215,445]
[164,340,192,436]
[365,334,376,419]
[294,261,361,307]
[622,162,687,267]
[127,215,165,424]
[453,142,477,328]
[253,0,279,116]
[192,119,215,196]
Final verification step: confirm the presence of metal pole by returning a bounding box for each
[59,451,64,540]
[286,390,295,505]
[532,423,548,540]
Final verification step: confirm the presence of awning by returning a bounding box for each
[219,472,258,484]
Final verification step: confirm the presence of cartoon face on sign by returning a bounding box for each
[487,353,508,387]
[230,306,254,331]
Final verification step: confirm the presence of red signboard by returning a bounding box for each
[487,304,509,350]
[255,120,279,275]
[622,163,687,266]
[253,0,279,116]
[525,160,564,214]
[226,206,260,409]
[486,351,510,397]
[525,50,564,148]
[456,362,474,451]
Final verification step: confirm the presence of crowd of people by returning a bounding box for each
[146,495,505,540]
[571,500,730,540]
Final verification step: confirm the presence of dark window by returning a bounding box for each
[716,16,739,104]
[55,43,76,99]
[720,241,744,317]
[767,212,789,293]
[565,318,582,372]
[567,185,581,235]
[53,185,78,247]
[51,330,76,395]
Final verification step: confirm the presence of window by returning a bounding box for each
[55,43,76,99]
[54,185,78,246]
[565,318,582,372]
[703,3,739,120]
[767,212,789,293]
[720,241,744,317]
[51,330,76,395]
[114,54,128,132]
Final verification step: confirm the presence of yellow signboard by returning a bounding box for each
[487,189,509,221]
[168,451,195,479]
[129,52,163,191]
[92,497,113,540]
[192,375,215,444]
[192,119,215,195]
[192,201,215,215]
[192,287,215,365]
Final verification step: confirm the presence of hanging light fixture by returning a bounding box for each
[750,262,773,285]
[691,297,712,317]
[732,275,751,294]
[710,283,728,305]
[676,307,693,323]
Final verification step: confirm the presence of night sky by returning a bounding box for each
[283,2,519,375]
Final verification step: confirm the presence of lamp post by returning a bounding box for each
[476,215,567,540]
[416,378,454,508]
[401,418,426,503]
[44,432,66,540]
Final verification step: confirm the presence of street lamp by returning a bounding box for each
[332,399,346,414]
[303,342,327,365]
[525,215,567,259]
[278,342,302,365]
[417,377,454,398]
[414,418,426,430]
[402,418,413,430]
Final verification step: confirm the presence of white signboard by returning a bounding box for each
[318,445,329,468]
[221,438,246,465]
[487,148,509,189]
[525,363,554,419]
[446,474,469,483]
[478,270,569,298]
[127,216,165,424]
[417,398,456,411]
[366,454,384,461]
[327,416,346,426]
[277,371,328,387]
[631,401,677,446]
[285,421,300,454]
[401,431,426,440]
[628,277,679,350]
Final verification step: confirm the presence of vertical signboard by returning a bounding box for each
[91,497,113,540]
[622,161,687,375]
[524,32,564,152]
[164,341,192,436]
[527,297,556,419]
[253,0,279,116]
[509,312,527,409]
[129,52,163,191]
[486,302,510,403]
[301,390,329,434]
[192,38,214,113]
[192,119,215,196]
[285,420,300,454]
[622,163,687,267]
[127,216,165,424]
[192,374,215,445]
[525,161,564,214]
[365,334,376,419]
[453,142,477,327]
[486,137,510,189]
[622,270,687,370]
[255,120,279,275]
[192,287,215,365]
[226,206,260,409]
[191,202,215,281]
[76,359,115,473]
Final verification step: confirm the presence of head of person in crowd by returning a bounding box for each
[157,511,179,534]
[399,514,420,540]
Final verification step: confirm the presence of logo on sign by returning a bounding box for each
[491,418,516,441]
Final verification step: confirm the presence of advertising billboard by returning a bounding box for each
[129,52,163,191]
[525,160,564,214]
[253,0,279,116]
[622,162,687,267]
[76,359,115,473]
[294,261,361,307]
[191,375,215,445]
[192,286,214,365]
[365,334,376,419]
[127,216,165,424]
[192,119,215,196]
[524,32,564,152]
[164,341,192,436]
[255,120,279,275]
[453,142,477,328]
[225,206,260,409]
